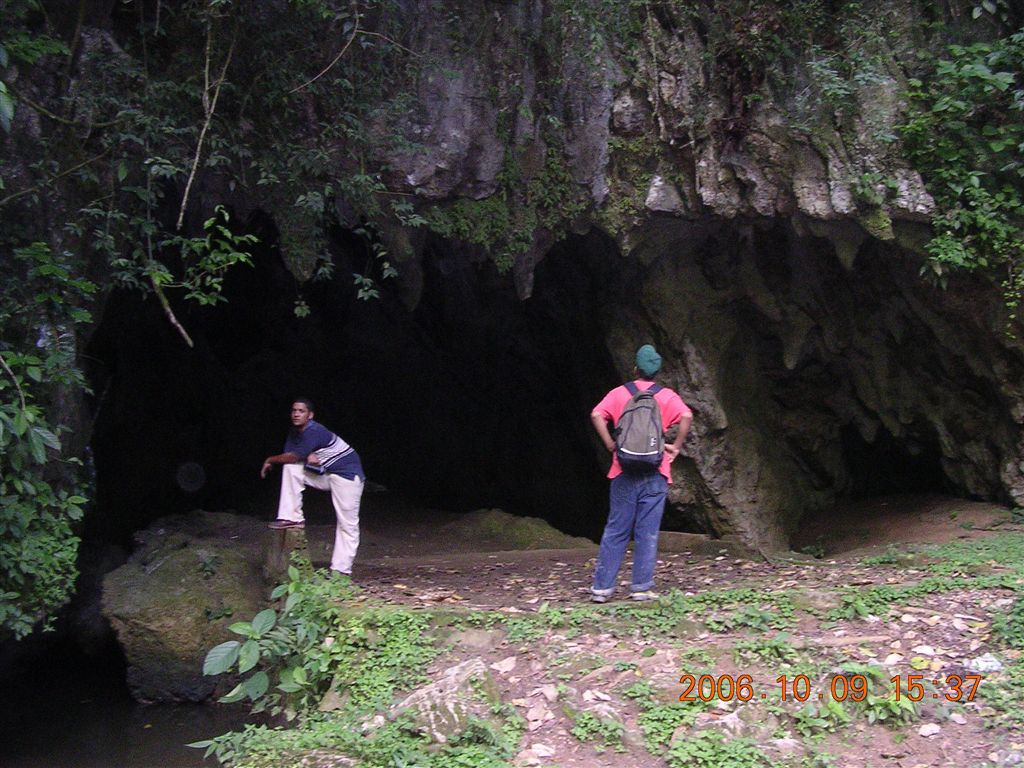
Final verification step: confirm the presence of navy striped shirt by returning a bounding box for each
[284,420,364,481]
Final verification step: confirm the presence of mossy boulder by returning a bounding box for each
[101,511,268,702]
[442,508,595,550]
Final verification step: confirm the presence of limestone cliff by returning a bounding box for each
[4,0,1022,551]
[338,1,1024,548]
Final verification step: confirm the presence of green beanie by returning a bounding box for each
[635,344,662,377]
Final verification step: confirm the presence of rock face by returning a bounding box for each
[101,512,268,702]
[348,2,1024,549]
[53,1,1024,551]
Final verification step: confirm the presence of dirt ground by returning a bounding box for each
[294,492,1024,768]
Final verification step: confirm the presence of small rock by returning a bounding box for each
[531,744,556,758]
[490,656,518,674]
[531,685,558,702]
[970,653,1003,672]
[918,723,941,737]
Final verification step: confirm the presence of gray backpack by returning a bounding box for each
[614,382,664,472]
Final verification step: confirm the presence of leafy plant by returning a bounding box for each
[0,242,94,639]
[899,30,1024,318]
[665,729,773,768]
[793,697,851,737]
[733,633,801,665]
[992,595,1024,649]
[570,710,625,751]
[840,663,920,726]
[199,559,438,721]
[638,699,711,754]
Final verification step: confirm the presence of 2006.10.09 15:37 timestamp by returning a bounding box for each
[679,673,983,703]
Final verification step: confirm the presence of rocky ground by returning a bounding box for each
[286,494,1024,768]
[147,492,1024,768]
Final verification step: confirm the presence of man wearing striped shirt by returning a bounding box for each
[261,398,365,576]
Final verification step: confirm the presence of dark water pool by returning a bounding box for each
[0,641,253,768]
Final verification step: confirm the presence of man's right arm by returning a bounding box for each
[260,452,301,478]
[591,409,615,454]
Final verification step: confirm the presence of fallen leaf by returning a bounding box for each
[883,653,904,666]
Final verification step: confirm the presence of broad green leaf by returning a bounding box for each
[202,640,241,675]
[243,671,269,700]
[0,83,13,134]
[27,431,46,464]
[228,621,254,637]
[251,608,276,636]
[270,583,288,600]
[218,682,246,703]
[238,639,260,673]
[33,426,61,450]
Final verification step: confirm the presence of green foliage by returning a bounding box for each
[114,205,257,305]
[793,697,851,737]
[200,559,438,721]
[841,663,920,726]
[425,194,536,274]
[899,30,1024,316]
[570,710,625,751]
[978,658,1024,728]
[664,729,774,768]
[992,595,1024,648]
[638,699,711,753]
[733,633,801,665]
[0,243,94,639]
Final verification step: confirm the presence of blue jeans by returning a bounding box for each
[592,472,668,593]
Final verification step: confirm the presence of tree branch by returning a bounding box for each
[290,4,361,94]
[0,150,110,209]
[176,22,237,231]
[0,352,27,411]
[150,277,195,348]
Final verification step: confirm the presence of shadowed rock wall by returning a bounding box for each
[64,0,1024,550]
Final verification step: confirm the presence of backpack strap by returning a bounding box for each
[625,381,661,396]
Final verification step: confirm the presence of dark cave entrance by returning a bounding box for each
[84,226,627,547]
[839,423,950,499]
[82,215,1000,555]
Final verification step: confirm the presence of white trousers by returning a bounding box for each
[277,463,364,574]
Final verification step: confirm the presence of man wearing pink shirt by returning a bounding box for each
[589,344,692,602]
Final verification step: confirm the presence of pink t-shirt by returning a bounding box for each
[594,380,691,482]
